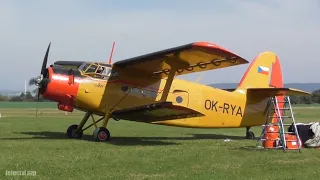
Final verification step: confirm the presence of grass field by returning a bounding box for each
[0,102,320,179]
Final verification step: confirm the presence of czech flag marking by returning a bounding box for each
[257,66,269,75]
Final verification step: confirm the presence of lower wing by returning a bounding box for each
[111,102,204,122]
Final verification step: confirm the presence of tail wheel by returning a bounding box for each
[93,127,111,142]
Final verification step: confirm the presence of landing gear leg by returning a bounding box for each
[245,127,255,139]
[66,112,91,139]
[91,91,131,142]
[93,111,111,142]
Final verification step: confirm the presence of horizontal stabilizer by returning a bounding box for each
[112,102,203,122]
[246,88,311,98]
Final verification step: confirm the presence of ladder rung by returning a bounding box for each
[272,101,288,103]
[270,101,288,104]
[268,116,292,118]
[259,139,279,141]
[284,132,295,134]
[271,108,291,110]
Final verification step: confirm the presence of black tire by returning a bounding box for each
[93,127,111,142]
[66,124,83,139]
[246,131,255,139]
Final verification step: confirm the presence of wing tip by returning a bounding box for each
[287,88,312,96]
[192,41,249,64]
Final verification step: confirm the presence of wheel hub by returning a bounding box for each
[98,131,107,140]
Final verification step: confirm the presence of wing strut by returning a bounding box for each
[160,54,188,101]
[160,67,177,101]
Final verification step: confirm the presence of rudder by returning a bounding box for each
[237,52,283,90]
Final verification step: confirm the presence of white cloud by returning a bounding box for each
[0,0,319,90]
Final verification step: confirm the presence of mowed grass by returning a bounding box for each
[0,103,320,179]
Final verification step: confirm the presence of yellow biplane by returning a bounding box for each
[29,41,311,141]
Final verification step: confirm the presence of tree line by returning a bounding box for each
[1,89,320,104]
[290,89,320,104]
[0,89,49,102]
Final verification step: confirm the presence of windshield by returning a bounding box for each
[78,62,119,79]
[78,63,91,72]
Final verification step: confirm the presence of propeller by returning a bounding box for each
[28,78,37,86]
[28,42,51,117]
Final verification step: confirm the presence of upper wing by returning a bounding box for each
[113,42,248,78]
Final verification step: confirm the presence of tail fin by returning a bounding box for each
[237,51,311,124]
[236,51,311,99]
[237,51,283,90]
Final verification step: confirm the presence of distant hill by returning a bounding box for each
[209,83,320,92]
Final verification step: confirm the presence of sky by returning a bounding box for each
[0,0,319,91]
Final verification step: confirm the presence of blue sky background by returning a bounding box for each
[0,0,319,91]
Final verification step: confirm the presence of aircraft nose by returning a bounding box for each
[28,42,80,110]
[40,66,80,110]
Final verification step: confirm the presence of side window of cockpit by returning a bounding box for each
[78,64,89,72]
[86,65,98,73]
[96,67,105,74]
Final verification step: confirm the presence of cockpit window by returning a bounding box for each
[87,65,99,73]
[78,63,99,73]
[78,63,90,72]
[78,62,119,80]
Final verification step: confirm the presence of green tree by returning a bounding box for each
[0,95,8,101]
[289,96,300,104]
[311,89,320,103]
[9,96,23,101]
[20,92,25,98]
[25,91,34,101]
[300,95,313,104]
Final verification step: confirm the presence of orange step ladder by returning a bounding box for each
[256,96,302,152]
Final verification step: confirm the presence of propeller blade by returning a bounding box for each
[41,42,51,75]
[28,78,37,86]
[37,88,40,101]
[34,42,51,117]
[35,88,40,117]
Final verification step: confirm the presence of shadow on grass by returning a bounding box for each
[0,131,254,146]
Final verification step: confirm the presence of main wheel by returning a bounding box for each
[246,131,255,139]
[93,127,111,142]
[66,124,83,138]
